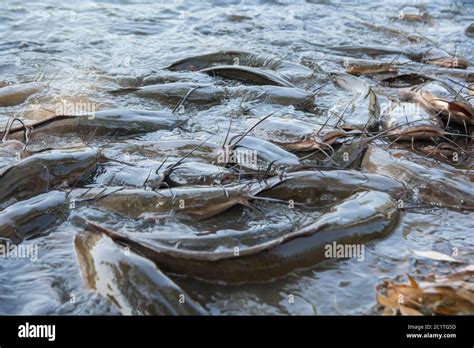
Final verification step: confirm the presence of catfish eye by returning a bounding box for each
[300,135,309,141]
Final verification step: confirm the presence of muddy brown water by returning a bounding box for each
[0,0,473,315]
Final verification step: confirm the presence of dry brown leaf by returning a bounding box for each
[376,268,474,315]
[392,284,423,306]
[377,293,399,309]
[457,287,474,303]
[399,305,423,316]
[434,305,460,315]
[382,307,397,316]
[407,274,420,288]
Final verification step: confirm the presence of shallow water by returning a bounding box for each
[0,0,473,315]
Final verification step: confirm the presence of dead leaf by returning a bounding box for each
[382,307,397,316]
[376,267,474,316]
[407,274,420,288]
[377,293,398,309]
[399,305,423,316]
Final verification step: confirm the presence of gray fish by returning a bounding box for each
[74,230,207,315]
[259,170,405,205]
[166,162,238,187]
[199,65,296,87]
[380,101,444,140]
[0,191,68,244]
[166,50,259,71]
[95,165,165,189]
[380,73,433,88]
[247,117,349,152]
[328,45,423,61]
[466,23,474,38]
[7,109,180,140]
[74,181,275,220]
[109,82,226,105]
[332,72,380,130]
[165,51,313,83]
[225,133,302,172]
[227,85,316,111]
[84,190,399,282]
[0,148,99,206]
[0,140,25,169]
[112,140,222,163]
[361,145,474,210]
[0,82,46,107]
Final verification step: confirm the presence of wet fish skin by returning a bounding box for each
[0,148,99,206]
[226,133,302,172]
[199,65,296,87]
[0,191,68,244]
[75,182,272,220]
[165,51,263,71]
[325,137,368,169]
[247,117,349,152]
[110,82,226,105]
[166,50,258,71]
[422,57,469,70]
[259,170,405,205]
[332,72,380,131]
[113,140,222,163]
[88,190,399,283]
[166,162,238,187]
[345,59,398,75]
[380,101,444,140]
[361,145,474,210]
[7,109,180,140]
[0,141,25,169]
[95,165,165,189]
[166,51,314,83]
[0,82,46,107]
[409,81,474,126]
[74,231,207,315]
[96,162,237,189]
[248,117,319,151]
[227,85,316,111]
[328,45,424,61]
[111,82,312,110]
[466,23,474,38]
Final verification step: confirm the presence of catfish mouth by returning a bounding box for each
[298,99,316,112]
[389,125,444,140]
